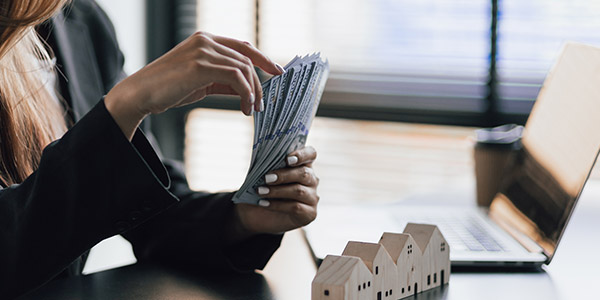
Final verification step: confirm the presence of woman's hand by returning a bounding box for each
[105,32,283,140]
[233,146,320,236]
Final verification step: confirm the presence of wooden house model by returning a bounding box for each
[403,223,450,291]
[312,223,450,300]
[312,255,374,300]
[378,232,421,298]
[342,242,398,300]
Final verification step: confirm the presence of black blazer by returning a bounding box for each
[0,1,282,299]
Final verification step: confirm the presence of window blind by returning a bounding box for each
[196,0,491,119]
[193,0,600,124]
[259,0,491,114]
[497,0,600,113]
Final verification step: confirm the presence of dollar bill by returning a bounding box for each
[232,54,330,205]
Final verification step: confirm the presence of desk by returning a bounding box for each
[20,180,600,299]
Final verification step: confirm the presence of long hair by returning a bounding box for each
[0,0,69,186]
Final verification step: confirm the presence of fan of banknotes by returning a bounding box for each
[232,53,330,205]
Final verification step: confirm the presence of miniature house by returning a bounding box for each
[403,223,450,291]
[312,255,374,300]
[312,224,449,300]
[379,232,421,297]
[342,242,398,300]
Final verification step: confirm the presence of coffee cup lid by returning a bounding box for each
[475,124,523,146]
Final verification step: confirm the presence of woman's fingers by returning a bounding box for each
[263,166,318,187]
[258,199,317,226]
[193,32,284,113]
[106,30,280,140]
[205,83,237,96]
[211,35,283,76]
[252,71,263,112]
[208,64,253,115]
[207,36,272,112]
[206,41,262,107]
[286,146,317,167]
[258,183,320,206]
[202,50,260,114]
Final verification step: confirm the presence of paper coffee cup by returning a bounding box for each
[473,124,523,207]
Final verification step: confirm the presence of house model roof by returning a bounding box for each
[379,232,411,261]
[342,241,386,273]
[403,223,437,253]
[313,255,365,285]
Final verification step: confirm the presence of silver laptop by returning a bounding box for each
[304,42,600,268]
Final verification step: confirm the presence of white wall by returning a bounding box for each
[95,0,146,74]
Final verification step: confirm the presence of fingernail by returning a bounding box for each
[259,99,264,112]
[265,173,277,184]
[258,199,270,207]
[258,186,270,195]
[254,99,261,112]
[249,93,255,105]
[275,63,285,73]
[250,109,253,116]
[287,155,299,166]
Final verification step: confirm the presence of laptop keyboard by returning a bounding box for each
[395,214,506,252]
[458,217,505,251]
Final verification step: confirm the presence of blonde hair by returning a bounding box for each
[0,0,69,185]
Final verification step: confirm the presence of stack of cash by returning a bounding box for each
[232,53,330,205]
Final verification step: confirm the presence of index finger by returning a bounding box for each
[286,146,317,166]
[212,35,283,75]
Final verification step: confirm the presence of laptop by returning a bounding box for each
[304,42,600,268]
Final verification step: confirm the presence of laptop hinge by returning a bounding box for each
[490,212,547,257]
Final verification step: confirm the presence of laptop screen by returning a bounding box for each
[489,43,600,262]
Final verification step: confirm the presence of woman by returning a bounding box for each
[0,0,320,298]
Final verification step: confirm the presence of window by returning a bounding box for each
[375,266,379,275]
[428,274,431,285]
[324,289,329,296]
[153,0,600,165]
[363,283,366,289]
[434,273,437,283]
[497,0,600,116]
[441,242,446,251]
[402,287,405,294]
[368,281,371,287]
[195,0,489,125]
[156,0,600,128]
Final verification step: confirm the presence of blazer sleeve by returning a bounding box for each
[66,0,284,276]
[0,99,179,299]
[122,158,284,274]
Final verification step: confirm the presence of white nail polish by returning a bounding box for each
[258,186,270,195]
[259,100,264,112]
[249,93,255,105]
[250,109,254,117]
[287,156,299,166]
[258,199,270,207]
[265,173,278,184]
[275,63,285,73]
